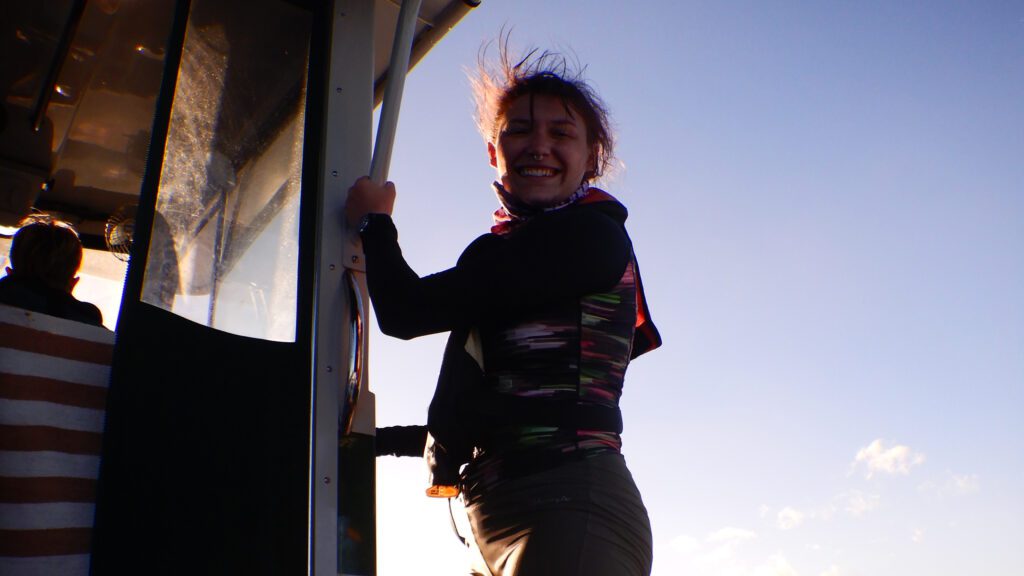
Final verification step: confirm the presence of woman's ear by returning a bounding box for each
[487,142,498,168]
[586,145,599,178]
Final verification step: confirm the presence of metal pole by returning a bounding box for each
[369,0,423,184]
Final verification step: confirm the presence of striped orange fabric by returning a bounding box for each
[0,323,114,365]
[1,374,108,410]
[0,304,114,575]
[0,425,103,454]
[0,477,98,503]
[0,528,93,556]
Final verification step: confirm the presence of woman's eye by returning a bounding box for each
[502,122,531,135]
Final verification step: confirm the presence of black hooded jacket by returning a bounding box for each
[360,192,660,486]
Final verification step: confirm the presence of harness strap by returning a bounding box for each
[479,395,623,435]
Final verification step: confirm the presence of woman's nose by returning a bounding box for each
[526,130,551,155]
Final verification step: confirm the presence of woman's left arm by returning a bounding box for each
[464,206,633,318]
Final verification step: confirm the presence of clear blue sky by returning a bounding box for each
[371,2,1023,575]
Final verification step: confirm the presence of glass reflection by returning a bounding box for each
[142,0,311,342]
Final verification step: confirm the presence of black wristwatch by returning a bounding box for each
[358,213,386,233]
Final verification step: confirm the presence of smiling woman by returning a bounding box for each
[346,40,662,576]
[487,93,594,207]
[369,3,1024,575]
[475,46,615,210]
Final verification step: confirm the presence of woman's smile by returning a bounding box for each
[516,166,559,177]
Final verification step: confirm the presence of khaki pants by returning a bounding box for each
[463,453,653,576]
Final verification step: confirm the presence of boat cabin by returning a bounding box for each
[0,1,479,574]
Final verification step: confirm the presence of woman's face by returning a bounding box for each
[488,94,596,207]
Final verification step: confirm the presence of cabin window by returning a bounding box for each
[142,0,312,342]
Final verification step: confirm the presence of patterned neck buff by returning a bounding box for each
[490,181,591,235]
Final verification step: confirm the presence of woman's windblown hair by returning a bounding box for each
[472,32,615,181]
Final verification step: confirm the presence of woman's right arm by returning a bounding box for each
[359,213,476,339]
[359,204,631,340]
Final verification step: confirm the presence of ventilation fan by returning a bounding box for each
[105,204,137,262]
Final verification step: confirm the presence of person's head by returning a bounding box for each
[6,216,84,292]
[474,40,614,208]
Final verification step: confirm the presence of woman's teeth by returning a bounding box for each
[519,167,556,177]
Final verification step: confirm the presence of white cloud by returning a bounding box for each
[950,473,981,493]
[819,565,842,576]
[671,534,700,555]
[750,552,800,576]
[853,439,925,478]
[663,531,803,576]
[708,526,758,543]
[812,502,838,522]
[840,490,880,517]
[704,527,759,565]
[919,471,981,497]
[777,507,805,530]
[912,528,925,543]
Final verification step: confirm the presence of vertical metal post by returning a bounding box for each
[311,1,375,574]
[369,0,423,184]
